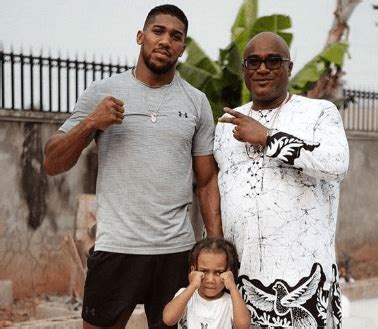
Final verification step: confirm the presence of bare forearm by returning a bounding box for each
[197,179,222,237]
[44,95,125,176]
[229,286,250,329]
[193,155,223,237]
[44,119,96,176]
[163,285,197,326]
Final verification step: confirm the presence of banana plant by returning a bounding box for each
[289,42,349,96]
[179,0,352,119]
[177,0,292,120]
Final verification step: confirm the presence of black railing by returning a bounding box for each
[341,89,378,132]
[0,50,130,112]
[1,50,378,132]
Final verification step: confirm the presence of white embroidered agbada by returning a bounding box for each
[214,95,349,328]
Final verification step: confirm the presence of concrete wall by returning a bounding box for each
[0,109,97,298]
[0,109,377,298]
[337,131,378,277]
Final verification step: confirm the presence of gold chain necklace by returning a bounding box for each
[245,92,290,160]
[132,68,171,123]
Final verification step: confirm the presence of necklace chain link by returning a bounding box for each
[132,68,171,123]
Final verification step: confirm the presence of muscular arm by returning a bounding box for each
[44,121,96,176]
[44,96,124,176]
[193,155,222,238]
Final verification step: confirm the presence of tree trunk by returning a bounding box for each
[307,0,361,100]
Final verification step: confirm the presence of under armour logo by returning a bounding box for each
[178,111,188,118]
[201,323,208,329]
[84,306,96,316]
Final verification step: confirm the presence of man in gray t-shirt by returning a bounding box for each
[44,5,222,329]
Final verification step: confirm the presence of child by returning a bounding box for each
[163,237,250,329]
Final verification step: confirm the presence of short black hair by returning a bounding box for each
[143,4,188,36]
[189,237,240,282]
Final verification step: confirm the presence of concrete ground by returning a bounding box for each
[342,277,378,328]
[343,297,378,329]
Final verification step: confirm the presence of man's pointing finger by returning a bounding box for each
[218,107,245,124]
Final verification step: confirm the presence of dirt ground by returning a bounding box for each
[343,245,378,280]
[0,296,81,326]
[0,298,36,325]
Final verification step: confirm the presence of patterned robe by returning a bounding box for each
[214,95,349,328]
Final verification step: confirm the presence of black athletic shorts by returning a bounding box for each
[82,248,189,328]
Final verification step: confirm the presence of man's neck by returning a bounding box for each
[252,92,289,111]
[134,60,175,87]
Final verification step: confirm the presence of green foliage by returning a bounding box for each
[231,0,258,56]
[178,0,348,119]
[177,0,293,120]
[289,42,349,94]
[177,38,242,119]
[250,15,293,46]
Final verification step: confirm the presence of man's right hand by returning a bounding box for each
[85,96,125,131]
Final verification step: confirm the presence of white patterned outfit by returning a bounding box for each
[175,288,234,329]
[214,95,349,328]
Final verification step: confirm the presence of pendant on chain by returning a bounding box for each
[245,144,264,160]
[150,112,157,123]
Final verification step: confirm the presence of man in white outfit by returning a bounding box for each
[214,32,349,328]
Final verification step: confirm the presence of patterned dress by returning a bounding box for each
[214,95,349,328]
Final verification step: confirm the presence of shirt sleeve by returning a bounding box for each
[192,93,215,156]
[265,103,349,181]
[59,81,101,133]
[174,287,187,297]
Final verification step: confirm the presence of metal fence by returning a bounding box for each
[1,50,378,132]
[0,50,130,113]
[340,89,378,132]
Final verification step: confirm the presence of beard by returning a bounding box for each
[141,47,177,74]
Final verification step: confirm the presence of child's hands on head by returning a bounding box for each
[189,270,204,289]
[220,271,236,290]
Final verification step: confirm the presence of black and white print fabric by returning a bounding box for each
[266,131,320,165]
[239,263,342,327]
[214,95,349,327]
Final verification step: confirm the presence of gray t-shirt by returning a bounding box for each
[60,70,215,254]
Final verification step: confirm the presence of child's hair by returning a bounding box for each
[189,237,240,282]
